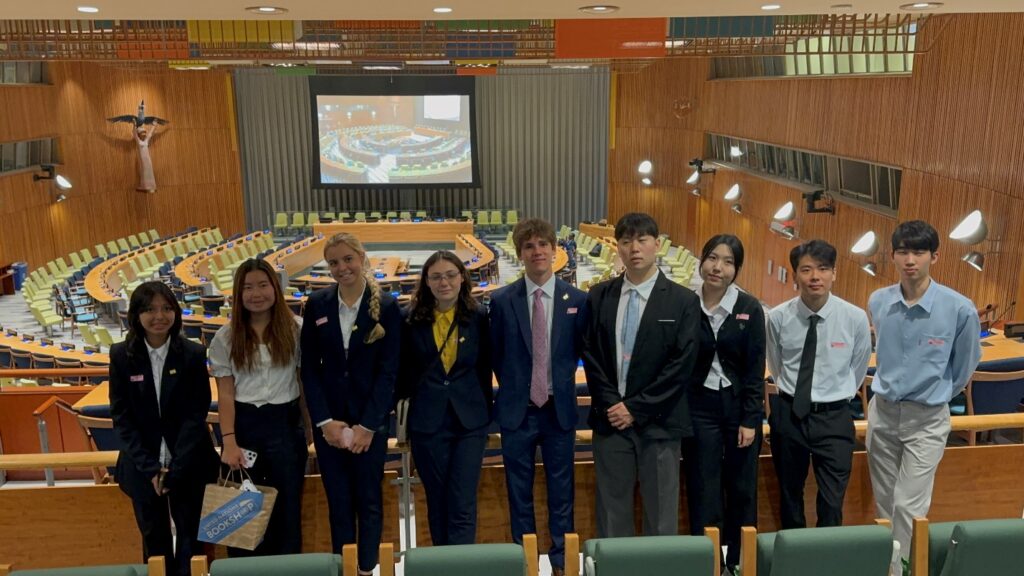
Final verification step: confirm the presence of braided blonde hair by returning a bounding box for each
[323,232,386,344]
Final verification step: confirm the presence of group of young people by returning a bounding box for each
[108,212,980,576]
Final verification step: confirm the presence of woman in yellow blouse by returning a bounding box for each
[398,250,492,545]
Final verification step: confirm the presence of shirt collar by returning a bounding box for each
[699,283,739,316]
[895,279,939,313]
[525,274,556,300]
[337,281,366,312]
[622,269,660,300]
[145,338,170,361]
[796,293,835,321]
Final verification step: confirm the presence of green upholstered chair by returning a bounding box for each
[405,544,525,576]
[209,553,341,576]
[755,525,893,576]
[583,531,718,576]
[927,519,1024,576]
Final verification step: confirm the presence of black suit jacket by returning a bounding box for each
[300,285,402,432]
[109,335,218,499]
[489,277,589,431]
[691,290,767,429]
[398,306,492,434]
[582,271,701,439]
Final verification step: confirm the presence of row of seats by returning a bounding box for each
[9,519,1020,575]
[117,229,225,298]
[460,209,518,231]
[272,211,434,235]
[202,233,275,293]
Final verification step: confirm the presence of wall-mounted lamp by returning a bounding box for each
[690,189,701,197]
[731,203,743,214]
[862,262,878,276]
[851,231,879,256]
[687,157,716,185]
[723,183,741,201]
[773,201,795,221]
[962,251,985,271]
[641,177,652,186]
[949,210,987,245]
[34,164,73,191]
[637,160,653,175]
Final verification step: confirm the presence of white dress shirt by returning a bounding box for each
[766,293,872,403]
[145,339,172,467]
[337,282,365,351]
[615,270,660,390]
[698,283,740,390]
[524,274,556,394]
[208,317,303,407]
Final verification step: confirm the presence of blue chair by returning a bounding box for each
[963,368,1024,444]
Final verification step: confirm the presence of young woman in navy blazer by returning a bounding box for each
[682,234,766,572]
[300,233,401,575]
[109,281,219,576]
[397,250,492,545]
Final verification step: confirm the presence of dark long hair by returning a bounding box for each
[229,259,297,371]
[700,234,745,283]
[125,281,183,355]
[406,250,478,325]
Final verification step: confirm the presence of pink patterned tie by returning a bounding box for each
[530,288,549,408]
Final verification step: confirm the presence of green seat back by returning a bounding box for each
[926,521,958,576]
[405,543,523,576]
[11,565,144,576]
[769,525,892,576]
[938,519,1024,576]
[588,536,714,576]
[757,532,776,576]
[210,553,340,576]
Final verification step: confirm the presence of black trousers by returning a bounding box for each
[683,387,760,568]
[768,393,855,529]
[228,399,308,557]
[410,403,487,546]
[127,472,206,576]
[313,427,388,572]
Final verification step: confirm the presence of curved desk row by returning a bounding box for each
[173,231,273,293]
[85,228,215,304]
[313,220,474,244]
[0,332,110,365]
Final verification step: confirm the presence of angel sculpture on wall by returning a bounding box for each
[107,100,169,192]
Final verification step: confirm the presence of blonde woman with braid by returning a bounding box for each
[300,233,400,575]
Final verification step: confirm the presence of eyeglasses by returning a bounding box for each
[427,271,462,284]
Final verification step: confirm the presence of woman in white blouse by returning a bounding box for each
[209,258,306,556]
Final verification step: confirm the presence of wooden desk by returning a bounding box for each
[313,221,473,243]
[173,231,270,293]
[578,222,615,239]
[267,236,328,278]
[73,379,218,411]
[0,333,109,364]
[85,228,213,304]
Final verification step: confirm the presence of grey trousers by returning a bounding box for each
[866,395,950,558]
[592,428,682,538]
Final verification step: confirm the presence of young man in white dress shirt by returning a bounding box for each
[766,239,872,528]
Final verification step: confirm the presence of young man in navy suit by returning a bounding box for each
[582,212,701,538]
[491,218,589,576]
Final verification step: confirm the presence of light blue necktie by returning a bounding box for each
[619,288,640,395]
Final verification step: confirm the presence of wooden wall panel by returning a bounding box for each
[610,13,1024,311]
[0,63,244,271]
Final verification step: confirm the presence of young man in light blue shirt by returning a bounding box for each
[866,220,982,559]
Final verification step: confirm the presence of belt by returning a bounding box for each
[778,391,849,413]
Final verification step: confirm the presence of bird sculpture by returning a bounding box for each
[107,100,169,127]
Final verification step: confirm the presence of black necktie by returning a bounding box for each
[793,314,820,419]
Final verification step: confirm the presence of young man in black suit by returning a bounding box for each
[490,218,589,576]
[582,212,701,537]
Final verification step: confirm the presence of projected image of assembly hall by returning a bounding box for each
[317,94,473,185]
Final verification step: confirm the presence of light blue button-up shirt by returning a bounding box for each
[868,280,982,406]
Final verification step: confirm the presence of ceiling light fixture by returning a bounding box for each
[578,5,620,14]
[641,177,652,186]
[433,7,453,13]
[729,145,744,157]
[724,183,741,201]
[77,6,100,13]
[34,164,72,191]
[851,230,879,256]
[362,65,403,71]
[830,3,854,8]
[637,160,653,175]
[686,170,700,185]
[246,6,289,15]
[761,4,782,10]
[949,209,987,245]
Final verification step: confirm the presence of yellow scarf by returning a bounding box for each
[432,308,458,374]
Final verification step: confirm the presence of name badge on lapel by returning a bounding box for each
[315,317,329,326]
[568,307,578,315]
[130,374,145,382]
[736,313,750,321]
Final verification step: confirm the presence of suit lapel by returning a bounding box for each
[551,279,568,353]
[511,279,533,356]
[602,277,624,357]
[132,344,160,417]
[630,272,667,359]
[159,341,181,414]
